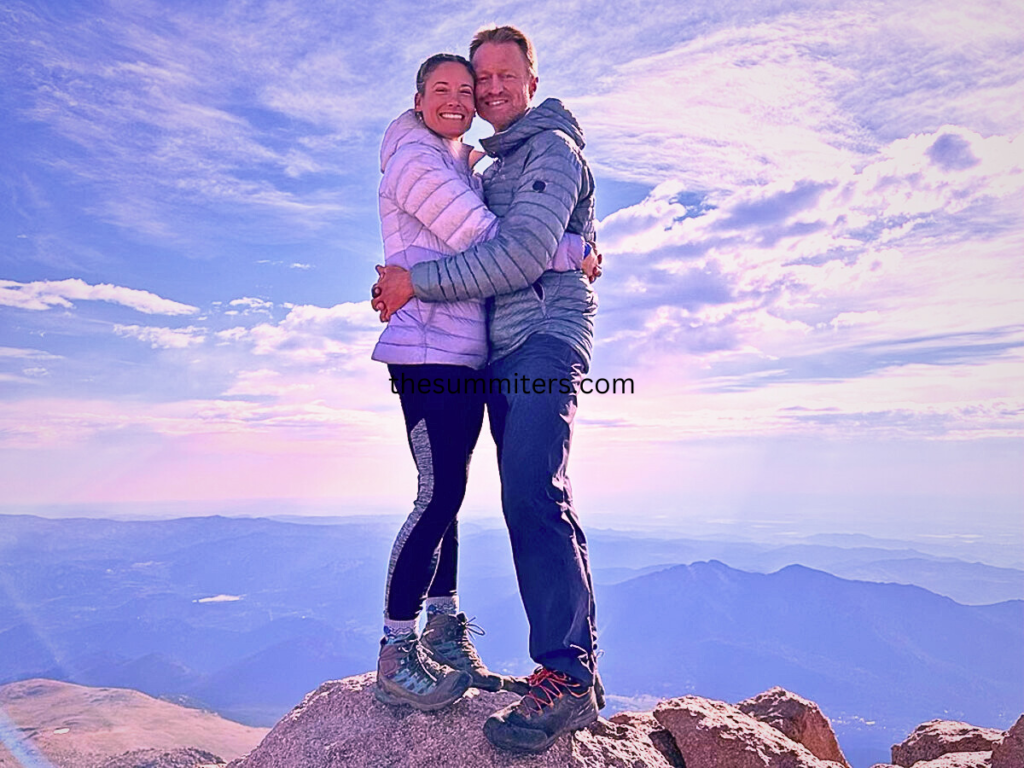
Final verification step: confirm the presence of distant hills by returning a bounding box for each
[0,678,266,767]
[0,514,1020,768]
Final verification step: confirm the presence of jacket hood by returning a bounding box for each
[481,98,586,158]
[380,109,471,173]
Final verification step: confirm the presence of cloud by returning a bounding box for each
[575,2,1022,188]
[228,297,274,314]
[0,347,61,360]
[222,369,314,397]
[592,126,1024,392]
[3,0,1021,478]
[196,595,242,603]
[114,324,206,349]
[0,348,60,386]
[219,301,380,364]
[6,1,360,241]
[0,279,198,315]
[574,12,873,188]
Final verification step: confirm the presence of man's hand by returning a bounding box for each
[582,244,603,283]
[370,264,415,322]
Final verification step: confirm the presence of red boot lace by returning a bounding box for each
[523,667,586,712]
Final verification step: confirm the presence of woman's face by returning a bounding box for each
[415,61,475,140]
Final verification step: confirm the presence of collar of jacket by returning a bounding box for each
[480,97,586,158]
[380,109,473,173]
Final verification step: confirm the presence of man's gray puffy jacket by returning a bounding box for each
[410,98,598,365]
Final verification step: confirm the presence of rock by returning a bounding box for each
[738,687,851,768]
[229,673,673,768]
[993,715,1024,768]
[98,748,225,768]
[893,720,1004,766]
[610,711,686,767]
[653,695,844,768]
[910,753,991,768]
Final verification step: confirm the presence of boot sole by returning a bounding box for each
[373,673,471,712]
[483,707,599,754]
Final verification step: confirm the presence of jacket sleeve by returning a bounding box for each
[409,131,583,302]
[387,145,498,252]
[549,232,585,272]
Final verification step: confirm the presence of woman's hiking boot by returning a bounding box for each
[375,631,471,711]
[420,612,505,692]
[483,666,599,753]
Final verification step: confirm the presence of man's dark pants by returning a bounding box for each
[487,333,597,686]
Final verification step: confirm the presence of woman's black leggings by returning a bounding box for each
[383,364,485,623]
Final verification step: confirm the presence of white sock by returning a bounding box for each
[424,596,459,617]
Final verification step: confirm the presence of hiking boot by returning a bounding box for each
[421,612,505,692]
[375,632,472,711]
[483,667,599,754]
[505,668,605,709]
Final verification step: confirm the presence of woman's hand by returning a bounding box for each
[582,243,603,283]
[371,264,415,322]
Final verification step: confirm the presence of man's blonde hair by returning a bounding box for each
[469,25,537,77]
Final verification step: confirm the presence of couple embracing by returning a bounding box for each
[369,24,603,754]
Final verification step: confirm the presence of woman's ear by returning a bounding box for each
[414,92,423,117]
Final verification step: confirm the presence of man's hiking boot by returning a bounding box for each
[483,666,599,753]
[505,668,605,709]
[420,612,505,692]
[375,631,471,711]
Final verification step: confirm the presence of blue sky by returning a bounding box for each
[1,0,1021,547]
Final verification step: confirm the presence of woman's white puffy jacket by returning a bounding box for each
[372,109,584,370]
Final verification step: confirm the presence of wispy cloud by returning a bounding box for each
[0,347,61,360]
[218,302,380,364]
[575,3,1022,188]
[594,126,1024,381]
[5,1,362,241]
[113,324,206,349]
[1,0,1020,515]
[0,278,198,315]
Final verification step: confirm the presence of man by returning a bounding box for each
[373,25,601,754]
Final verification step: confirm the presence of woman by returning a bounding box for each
[371,53,594,710]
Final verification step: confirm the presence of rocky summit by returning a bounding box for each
[738,686,852,768]
[228,673,1023,768]
[226,673,672,768]
[871,715,1024,768]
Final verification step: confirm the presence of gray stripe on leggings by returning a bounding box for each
[383,417,435,622]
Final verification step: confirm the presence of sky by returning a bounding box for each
[1,0,1022,549]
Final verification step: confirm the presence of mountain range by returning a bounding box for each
[0,514,1020,767]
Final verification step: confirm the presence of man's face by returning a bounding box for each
[471,41,537,132]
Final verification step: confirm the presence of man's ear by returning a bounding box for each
[528,75,538,99]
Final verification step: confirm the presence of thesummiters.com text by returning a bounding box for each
[390,372,635,396]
